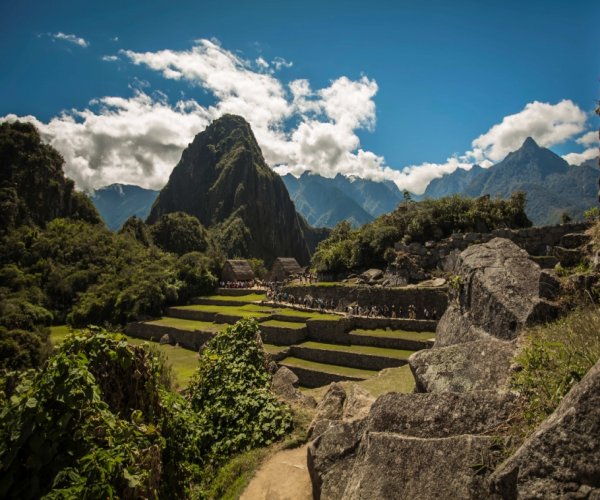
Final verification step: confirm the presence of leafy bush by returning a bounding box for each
[0,329,167,499]
[188,319,292,467]
[0,328,51,371]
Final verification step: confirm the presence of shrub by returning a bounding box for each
[188,319,292,466]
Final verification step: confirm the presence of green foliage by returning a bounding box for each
[151,212,210,256]
[0,324,294,498]
[0,121,100,233]
[247,258,268,280]
[119,215,153,246]
[584,206,600,222]
[312,193,532,273]
[0,328,51,371]
[188,319,293,467]
[510,308,600,435]
[0,217,219,339]
[0,329,167,499]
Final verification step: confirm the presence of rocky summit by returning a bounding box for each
[147,114,319,265]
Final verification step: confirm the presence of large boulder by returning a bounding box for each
[368,391,517,437]
[343,433,495,499]
[409,339,516,393]
[490,359,600,499]
[436,238,559,347]
[308,390,518,499]
[272,366,316,408]
[307,383,374,439]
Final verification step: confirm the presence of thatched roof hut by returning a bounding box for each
[270,257,303,282]
[221,259,255,282]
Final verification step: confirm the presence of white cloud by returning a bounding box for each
[563,148,599,166]
[4,39,596,195]
[51,32,89,48]
[255,57,269,70]
[575,130,599,146]
[2,92,211,191]
[467,100,587,163]
[272,56,293,71]
[101,55,119,62]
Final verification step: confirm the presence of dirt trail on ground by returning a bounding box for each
[240,445,312,500]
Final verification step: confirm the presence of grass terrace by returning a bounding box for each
[351,328,436,342]
[171,304,272,318]
[282,356,378,379]
[205,293,266,302]
[298,341,415,359]
[274,308,341,321]
[260,319,307,330]
[145,317,227,332]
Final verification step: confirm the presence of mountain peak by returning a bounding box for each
[521,136,540,151]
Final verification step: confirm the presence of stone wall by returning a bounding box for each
[282,284,448,320]
[395,221,590,271]
[126,322,213,351]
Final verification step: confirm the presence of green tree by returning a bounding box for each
[151,212,209,255]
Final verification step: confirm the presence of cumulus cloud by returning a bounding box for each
[3,39,595,194]
[575,130,599,146]
[563,148,599,166]
[466,100,587,164]
[2,92,211,190]
[101,55,119,62]
[50,32,89,48]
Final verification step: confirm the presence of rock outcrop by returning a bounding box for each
[409,339,516,393]
[436,237,559,347]
[307,238,595,499]
[490,359,600,499]
[272,366,316,408]
[147,114,321,265]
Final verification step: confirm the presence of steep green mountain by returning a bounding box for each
[147,114,318,265]
[91,184,159,231]
[282,172,374,227]
[0,121,100,232]
[281,172,403,228]
[422,137,599,225]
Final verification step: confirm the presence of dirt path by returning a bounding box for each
[240,444,313,500]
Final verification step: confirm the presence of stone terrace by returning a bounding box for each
[126,287,444,388]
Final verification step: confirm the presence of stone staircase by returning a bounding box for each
[125,288,438,388]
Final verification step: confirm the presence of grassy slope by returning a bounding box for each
[350,328,435,341]
[298,341,415,359]
[50,326,199,388]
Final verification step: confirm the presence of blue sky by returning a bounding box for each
[1,0,598,191]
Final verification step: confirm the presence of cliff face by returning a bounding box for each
[147,115,313,265]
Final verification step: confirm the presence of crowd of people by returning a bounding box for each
[265,283,439,320]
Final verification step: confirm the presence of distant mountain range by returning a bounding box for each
[420,137,599,225]
[282,172,403,227]
[90,184,159,231]
[91,136,599,234]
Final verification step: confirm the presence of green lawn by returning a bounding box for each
[146,317,227,332]
[274,308,341,321]
[49,325,199,388]
[298,341,415,359]
[172,304,271,318]
[281,356,377,378]
[260,320,307,330]
[205,293,266,302]
[350,328,435,342]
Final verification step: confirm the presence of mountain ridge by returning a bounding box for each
[422,137,599,225]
